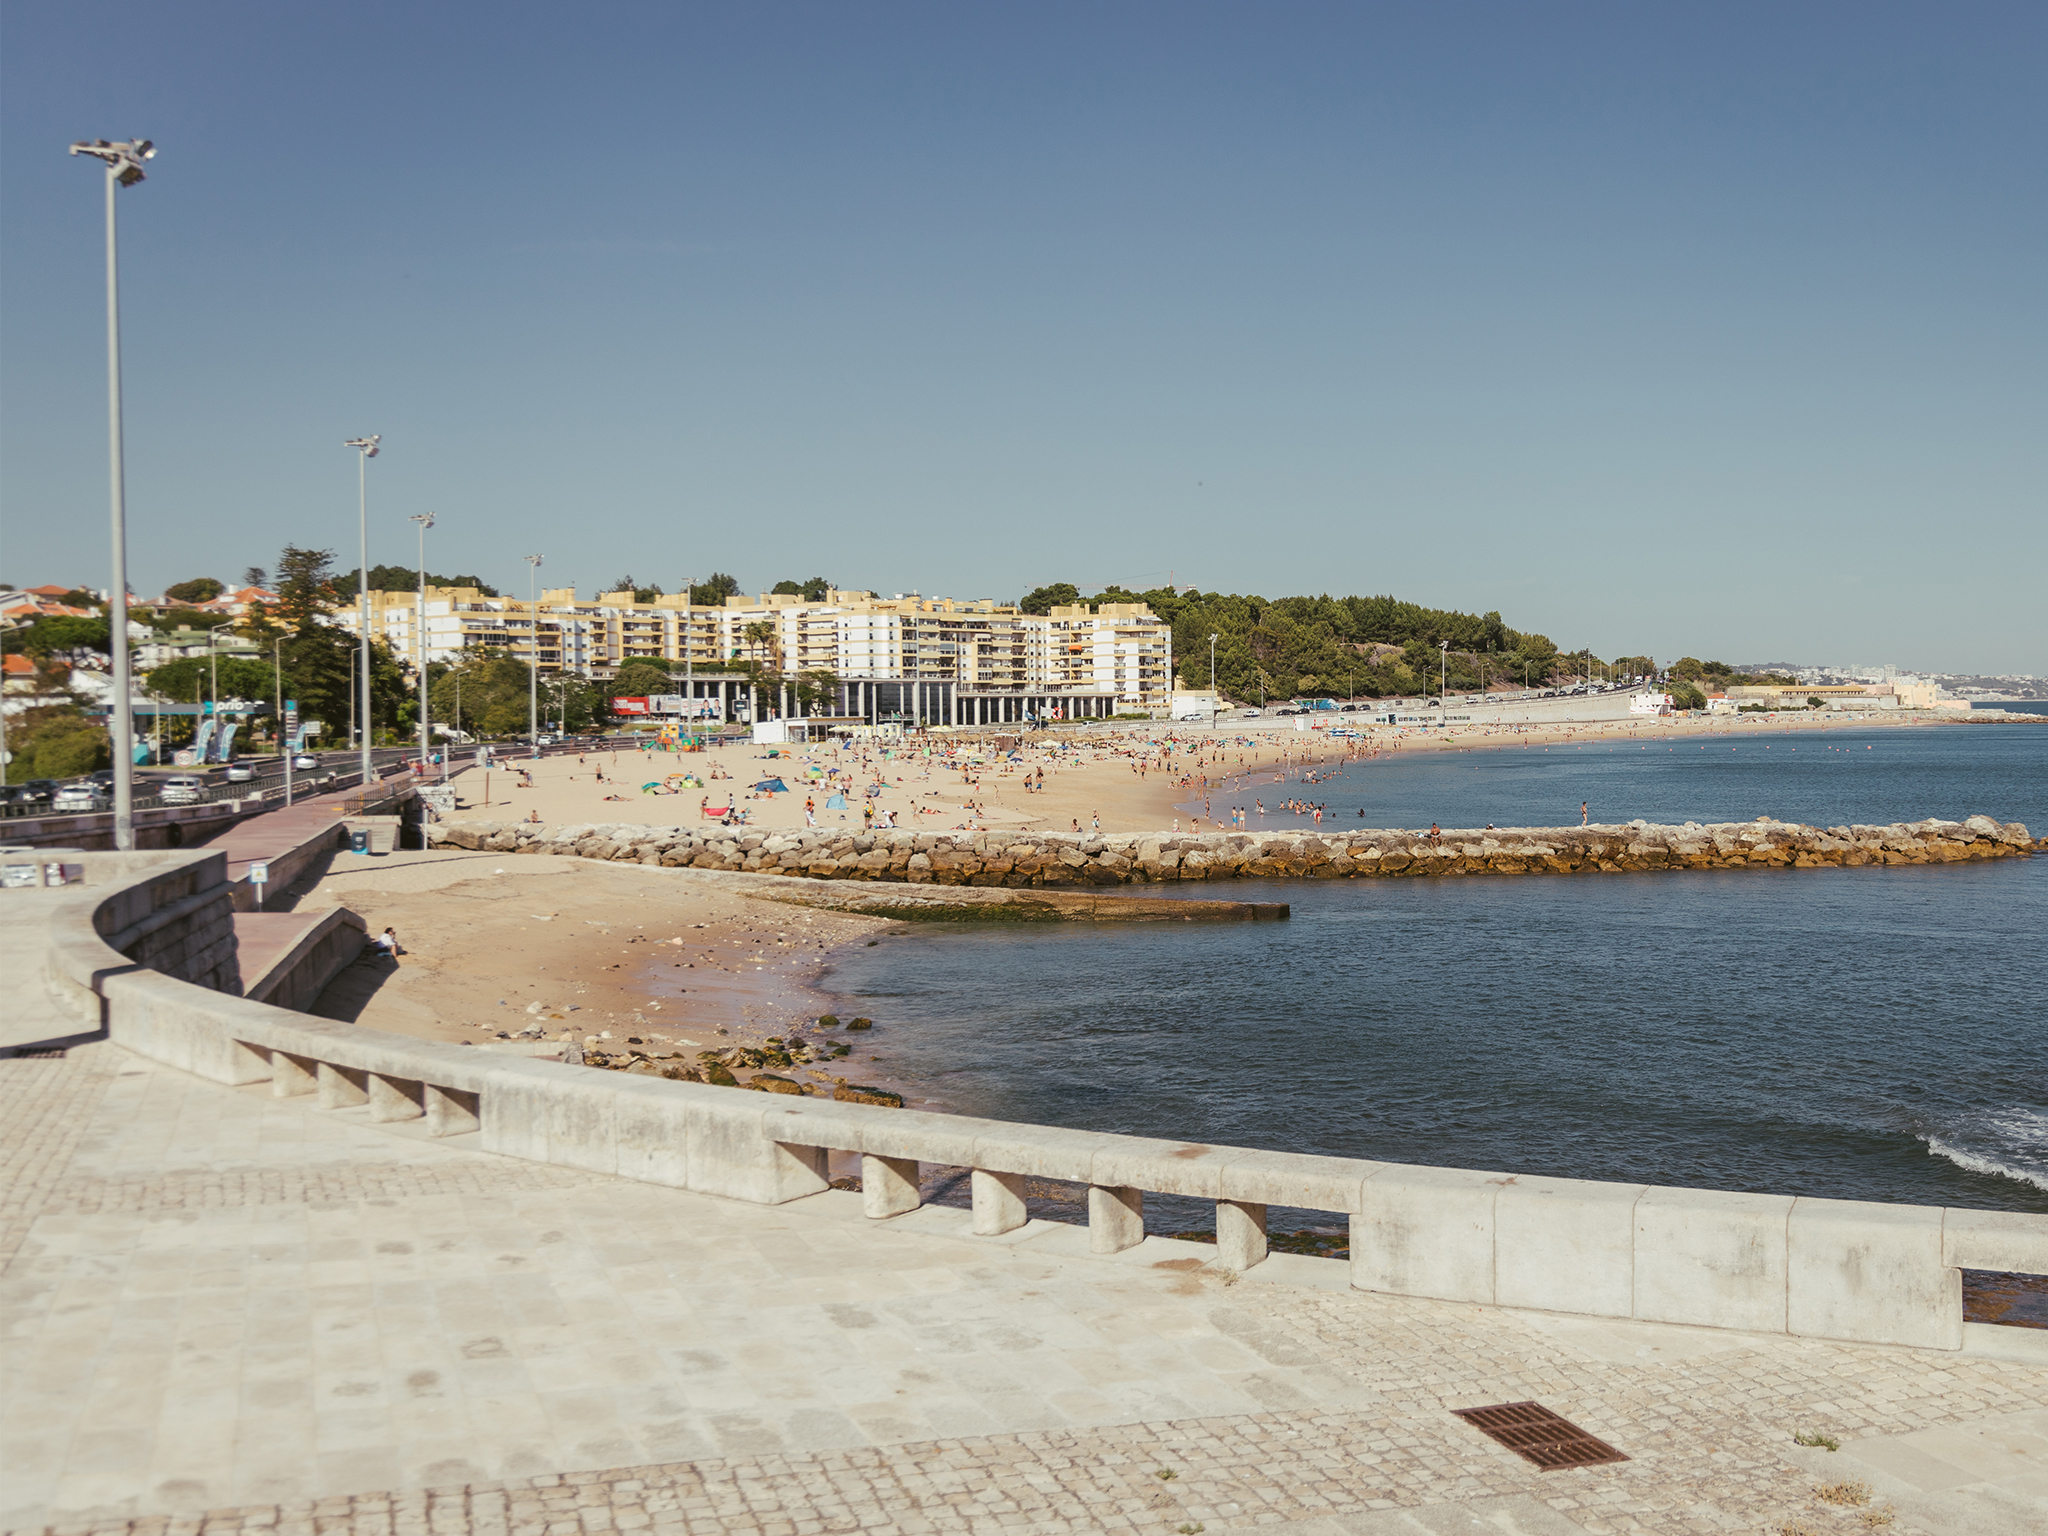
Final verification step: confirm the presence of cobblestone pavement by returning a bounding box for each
[5,1048,2045,1536]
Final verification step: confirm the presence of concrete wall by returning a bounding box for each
[33,849,2048,1355]
[239,907,368,1012]
[4,798,265,851]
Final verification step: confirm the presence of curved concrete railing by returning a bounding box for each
[41,849,2048,1354]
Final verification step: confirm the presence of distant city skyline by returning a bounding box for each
[3,2,2042,675]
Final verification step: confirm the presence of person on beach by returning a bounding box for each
[373,927,399,963]
[1581,801,1589,826]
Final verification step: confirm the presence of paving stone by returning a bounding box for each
[4,1049,2043,1536]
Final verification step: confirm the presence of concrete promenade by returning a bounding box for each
[6,1045,2047,1536]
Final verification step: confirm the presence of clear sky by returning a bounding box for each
[3,2,2042,673]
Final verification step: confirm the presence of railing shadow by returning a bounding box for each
[307,945,397,1023]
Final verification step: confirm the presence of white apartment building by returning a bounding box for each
[330,587,1173,720]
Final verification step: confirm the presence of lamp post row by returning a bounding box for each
[71,134,472,821]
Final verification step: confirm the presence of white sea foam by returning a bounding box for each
[1924,1107,2048,1194]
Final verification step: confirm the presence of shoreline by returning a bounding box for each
[289,848,952,1110]
[432,709,2005,844]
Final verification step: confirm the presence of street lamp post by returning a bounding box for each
[523,555,544,756]
[1208,633,1218,726]
[411,512,435,767]
[344,435,380,786]
[69,136,155,850]
[1439,640,1448,702]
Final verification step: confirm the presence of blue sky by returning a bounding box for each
[4,2,2042,672]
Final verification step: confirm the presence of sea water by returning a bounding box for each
[825,725,2048,1216]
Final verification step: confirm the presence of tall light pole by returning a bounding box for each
[70,136,155,850]
[411,512,435,766]
[1208,633,1218,725]
[273,635,284,759]
[1439,640,1448,702]
[523,554,543,755]
[345,435,380,785]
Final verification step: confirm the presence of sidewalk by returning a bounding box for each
[4,1044,2044,1536]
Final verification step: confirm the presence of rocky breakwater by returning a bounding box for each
[427,814,2037,885]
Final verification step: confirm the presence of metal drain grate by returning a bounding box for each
[1451,1401,1629,1470]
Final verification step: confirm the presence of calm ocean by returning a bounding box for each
[824,724,2048,1219]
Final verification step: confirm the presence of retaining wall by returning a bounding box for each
[428,814,2037,884]
[31,848,2048,1354]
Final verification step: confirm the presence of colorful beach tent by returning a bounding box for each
[825,793,847,809]
[754,777,788,793]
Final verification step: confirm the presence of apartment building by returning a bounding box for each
[331,587,1172,719]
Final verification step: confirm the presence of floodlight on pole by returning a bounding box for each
[523,555,544,755]
[69,136,156,849]
[411,512,435,766]
[345,436,380,787]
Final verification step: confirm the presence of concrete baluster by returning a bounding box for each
[270,1051,318,1098]
[368,1074,425,1122]
[424,1084,481,1137]
[1216,1199,1268,1270]
[316,1061,369,1109]
[861,1154,921,1218]
[1089,1184,1144,1253]
[971,1169,1028,1235]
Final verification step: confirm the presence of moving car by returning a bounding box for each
[53,781,109,812]
[16,779,58,807]
[159,775,205,805]
[224,761,256,783]
[292,754,319,770]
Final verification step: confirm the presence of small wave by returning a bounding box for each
[1923,1106,2048,1194]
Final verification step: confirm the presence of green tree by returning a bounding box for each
[143,654,279,705]
[690,572,741,606]
[2,613,111,660]
[1019,582,1080,615]
[164,576,224,604]
[430,650,538,741]
[1669,682,1708,711]
[274,545,342,627]
[770,577,835,601]
[331,564,500,599]
[20,712,111,778]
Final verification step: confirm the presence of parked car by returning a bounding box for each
[292,754,319,770]
[224,761,256,783]
[1239,708,1262,718]
[53,780,109,812]
[160,775,206,805]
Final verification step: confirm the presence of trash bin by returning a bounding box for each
[349,829,370,855]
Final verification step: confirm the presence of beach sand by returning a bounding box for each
[438,710,1953,842]
[288,848,954,1105]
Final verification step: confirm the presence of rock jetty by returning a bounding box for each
[427,814,2037,884]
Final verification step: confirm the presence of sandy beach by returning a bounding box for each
[288,848,960,1108]
[437,708,1959,843]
